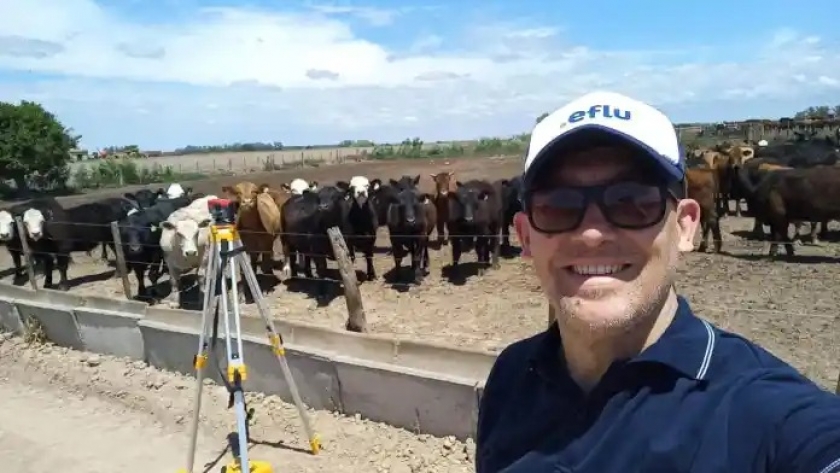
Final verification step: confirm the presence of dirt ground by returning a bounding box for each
[1,156,840,391]
[0,333,473,472]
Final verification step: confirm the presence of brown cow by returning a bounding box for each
[222,181,283,295]
[430,171,454,245]
[686,168,722,253]
[256,184,293,274]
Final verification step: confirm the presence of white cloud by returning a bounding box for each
[0,0,838,149]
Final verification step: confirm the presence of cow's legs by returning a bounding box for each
[40,254,55,288]
[55,253,71,291]
[10,249,24,283]
[450,237,462,275]
[132,262,148,296]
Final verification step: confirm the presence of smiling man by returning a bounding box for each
[475,91,840,472]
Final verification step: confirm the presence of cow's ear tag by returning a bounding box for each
[150,224,157,232]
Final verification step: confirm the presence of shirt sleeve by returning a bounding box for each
[747,370,840,473]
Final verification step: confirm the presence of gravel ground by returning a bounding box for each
[1,156,839,391]
[0,333,473,472]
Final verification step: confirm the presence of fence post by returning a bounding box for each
[326,226,367,333]
[14,216,37,290]
[109,221,132,299]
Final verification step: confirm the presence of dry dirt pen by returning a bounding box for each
[3,155,840,393]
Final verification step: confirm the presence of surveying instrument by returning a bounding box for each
[177,198,320,473]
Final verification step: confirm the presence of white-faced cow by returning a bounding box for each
[340,175,379,280]
[22,197,135,290]
[283,178,318,195]
[159,195,217,303]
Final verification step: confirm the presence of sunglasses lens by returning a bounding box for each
[602,182,665,227]
[529,188,586,232]
[528,182,666,232]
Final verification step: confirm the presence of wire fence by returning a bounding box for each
[5,217,840,389]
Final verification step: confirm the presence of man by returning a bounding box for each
[475,91,840,472]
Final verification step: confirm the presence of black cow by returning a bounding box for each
[386,186,436,283]
[22,197,136,290]
[447,180,502,276]
[493,175,523,253]
[281,185,350,295]
[118,195,192,297]
[736,165,840,257]
[339,178,379,281]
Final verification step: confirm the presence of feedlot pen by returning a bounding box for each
[1,156,839,391]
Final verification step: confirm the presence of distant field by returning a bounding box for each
[67,141,477,177]
[68,146,375,176]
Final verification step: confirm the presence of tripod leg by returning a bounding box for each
[233,248,321,454]
[223,248,251,470]
[181,241,220,473]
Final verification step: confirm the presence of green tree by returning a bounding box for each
[0,100,78,191]
[794,105,835,119]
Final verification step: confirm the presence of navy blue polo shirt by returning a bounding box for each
[476,296,840,472]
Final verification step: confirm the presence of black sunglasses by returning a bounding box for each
[523,180,681,234]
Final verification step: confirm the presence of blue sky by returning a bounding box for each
[0,0,838,151]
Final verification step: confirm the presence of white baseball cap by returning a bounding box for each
[523,91,685,189]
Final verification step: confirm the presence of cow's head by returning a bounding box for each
[389,175,421,190]
[166,183,186,199]
[0,210,15,241]
[161,218,212,257]
[223,181,259,208]
[317,185,349,212]
[429,171,454,196]
[387,188,430,229]
[450,182,489,225]
[22,208,48,241]
[347,176,372,206]
[285,178,318,195]
[120,213,153,255]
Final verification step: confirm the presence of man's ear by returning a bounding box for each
[514,212,531,258]
[676,199,701,252]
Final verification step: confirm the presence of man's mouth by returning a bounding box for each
[567,264,631,276]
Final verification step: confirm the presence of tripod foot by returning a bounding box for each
[220,460,274,473]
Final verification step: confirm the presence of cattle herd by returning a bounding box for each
[0,172,524,306]
[685,131,840,256]
[0,130,838,310]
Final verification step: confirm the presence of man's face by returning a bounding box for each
[514,145,700,333]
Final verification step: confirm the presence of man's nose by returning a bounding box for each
[574,204,613,246]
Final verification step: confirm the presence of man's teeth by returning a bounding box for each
[570,264,625,276]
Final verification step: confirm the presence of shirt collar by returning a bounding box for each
[529,295,717,381]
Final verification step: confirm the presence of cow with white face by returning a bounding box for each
[159,195,216,305]
[285,178,318,195]
[166,183,187,199]
[0,210,15,242]
[0,208,26,282]
[22,208,48,241]
[349,175,372,203]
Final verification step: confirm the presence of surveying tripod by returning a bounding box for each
[178,198,320,473]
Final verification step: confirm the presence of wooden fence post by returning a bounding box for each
[326,226,367,333]
[109,221,132,299]
[14,217,37,290]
